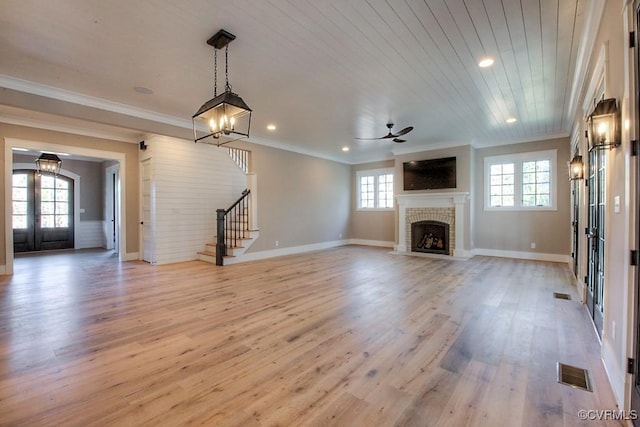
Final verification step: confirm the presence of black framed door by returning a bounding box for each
[634,126,640,423]
[12,170,74,252]
[632,4,640,420]
[586,148,605,338]
[572,178,580,275]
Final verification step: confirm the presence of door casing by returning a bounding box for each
[4,139,128,275]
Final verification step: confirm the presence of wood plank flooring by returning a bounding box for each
[0,246,623,426]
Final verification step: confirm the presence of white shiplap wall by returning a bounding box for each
[144,136,247,264]
[77,220,105,249]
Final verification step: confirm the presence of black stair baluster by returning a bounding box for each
[215,189,251,266]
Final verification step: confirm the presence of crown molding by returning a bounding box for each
[391,141,471,156]
[471,131,570,148]
[0,115,142,143]
[246,135,350,164]
[565,0,606,126]
[0,74,192,130]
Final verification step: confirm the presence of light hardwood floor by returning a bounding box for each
[0,246,624,426]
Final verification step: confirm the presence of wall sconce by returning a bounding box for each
[35,153,62,176]
[587,98,620,150]
[568,155,584,180]
[193,29,252,146]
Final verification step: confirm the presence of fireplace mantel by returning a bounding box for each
[396,192,469,258]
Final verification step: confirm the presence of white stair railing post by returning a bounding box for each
[247,172,258,231]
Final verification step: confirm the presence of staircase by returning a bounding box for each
[198,148,258,266]
[197,231,259,265]
[198,202,260,265]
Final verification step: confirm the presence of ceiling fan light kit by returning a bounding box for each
[356,122,414,144]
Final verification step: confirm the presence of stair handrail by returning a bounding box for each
[216,189,251,266]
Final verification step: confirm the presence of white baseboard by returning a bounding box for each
[225,241,569,265]
[602,337,625,410]
[348,239,394,248]
[472,248,571,263]
[228,239,398,265]
[574,274,586,303]
[226,240,348,264]
[122,252,139,261]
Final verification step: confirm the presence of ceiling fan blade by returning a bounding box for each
[393,126,414,137]
[393,138,406,143]
[355,136,385,140]
[356,124,412,140]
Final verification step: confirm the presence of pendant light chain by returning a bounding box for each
[213,49,218,97]
[225,45,231,92]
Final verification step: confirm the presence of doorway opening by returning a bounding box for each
[4,138,128,275]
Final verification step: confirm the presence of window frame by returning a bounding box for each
[484,149,557,211]
[12,172,29,230]
[356,168,395,211]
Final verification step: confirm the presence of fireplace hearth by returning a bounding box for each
[411,220,450,255]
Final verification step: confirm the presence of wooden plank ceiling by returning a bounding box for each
[0,0,592,163]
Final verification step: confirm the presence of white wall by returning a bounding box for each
[143,135,246,264]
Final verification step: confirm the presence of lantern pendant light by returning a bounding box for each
[35,153,62,176]
[192,29,252,146]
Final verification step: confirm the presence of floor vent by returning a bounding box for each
[557,362,592,392]
[553,292,571,300]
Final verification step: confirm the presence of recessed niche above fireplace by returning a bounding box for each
[403,156,456,190]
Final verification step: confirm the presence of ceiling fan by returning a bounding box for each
[356,122,414,143]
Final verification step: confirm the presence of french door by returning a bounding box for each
[571,179,579,275]
[586,148,605,338]
[632,4,640,420]
[634,126,640,423]
[12,170,74,252]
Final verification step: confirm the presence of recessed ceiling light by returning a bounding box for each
[267,124,276,131]
[506,117,517,123]
[342,146,350,152]
[134,86,154,95]
[12,147,29,152]
[478,57,494,68]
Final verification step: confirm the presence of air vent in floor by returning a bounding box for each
[553,292,571,300]
[557,362,592,392]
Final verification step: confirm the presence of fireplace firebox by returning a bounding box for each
[411,220,450,255]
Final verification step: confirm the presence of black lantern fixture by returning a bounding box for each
[35,153,62,176]
[568,155,584,180]
[193,29,252,146]
[587,97,620,150]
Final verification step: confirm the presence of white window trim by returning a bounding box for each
[484,149,557,211]
[356,168,394,211]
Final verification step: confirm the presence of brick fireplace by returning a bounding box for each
[395,192,469,258]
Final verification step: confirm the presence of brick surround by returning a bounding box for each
[406,208,455,256]
[395,192,469,258]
